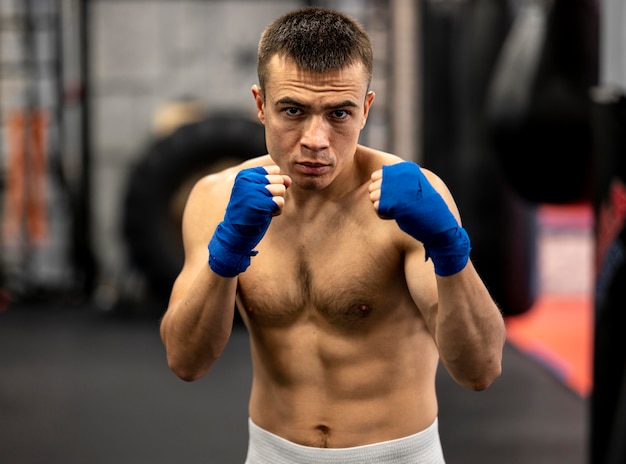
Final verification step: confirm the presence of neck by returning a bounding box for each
[284,165,368,221]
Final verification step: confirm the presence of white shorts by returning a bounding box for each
[244,417,446,464]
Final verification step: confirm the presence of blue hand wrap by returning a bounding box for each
[208,167,279,277]
[379,162,470,276]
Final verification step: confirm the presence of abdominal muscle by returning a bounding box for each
[243,311,441,449]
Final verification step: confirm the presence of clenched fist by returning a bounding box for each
[208,165,291,277]
[369,162,470,276]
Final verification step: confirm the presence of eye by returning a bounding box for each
[331,109,350,119]
[284,107,302,116]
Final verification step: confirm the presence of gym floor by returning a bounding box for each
[0,305,586,464]
[0,204,590,463]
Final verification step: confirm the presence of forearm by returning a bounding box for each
[434,260,505,390]
[371,162,505,389]
[160,265,238,381]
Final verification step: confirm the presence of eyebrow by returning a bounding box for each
[275,97,359,110]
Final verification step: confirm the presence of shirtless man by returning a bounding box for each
[160,7,505,463]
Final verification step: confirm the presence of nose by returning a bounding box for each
[300,115,330,151]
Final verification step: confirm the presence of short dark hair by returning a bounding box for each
[257,7,373,92]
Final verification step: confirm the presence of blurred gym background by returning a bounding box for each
[0,0,624,463]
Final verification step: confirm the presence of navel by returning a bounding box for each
[315,424,331,448]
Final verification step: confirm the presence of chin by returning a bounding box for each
[294,175,331,191]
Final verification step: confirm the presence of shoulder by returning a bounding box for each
[183,154,273,231]
[355,144,459,219]
[178,155,274,263]
[355,144,402,172]
[355,145,445,187]
[189,154,274,200]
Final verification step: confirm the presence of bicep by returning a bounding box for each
[168,177,227,306]
[404,242,439,338]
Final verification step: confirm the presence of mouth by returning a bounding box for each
[295,161,330,176]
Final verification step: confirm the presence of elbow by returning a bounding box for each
[456,328,506,391]
[464,361,503,392]
[449,356,503,392]
[467,369,501,391]
[162,337,225,382]
[167,355,214,382]
[160,317,221,382]
[172,369,205,383]
[163,336,219,382]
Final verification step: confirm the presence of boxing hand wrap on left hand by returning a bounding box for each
[208,167,278,277]
[378,162,470,276]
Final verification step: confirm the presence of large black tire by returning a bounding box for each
[122,113,266,304]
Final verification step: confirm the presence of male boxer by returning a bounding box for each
[160,7,505,463]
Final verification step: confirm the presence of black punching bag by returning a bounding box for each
[485,0,597,204]
[422,0,537,316]
[590,90,626,464]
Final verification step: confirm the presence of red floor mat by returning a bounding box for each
[507,204,593,397]
[506,294,593,397]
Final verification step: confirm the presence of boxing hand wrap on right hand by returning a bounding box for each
[378,162,471,277]
[208,167,278,277]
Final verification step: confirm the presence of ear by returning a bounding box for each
[251,85,266,125]
[361,91,375,129]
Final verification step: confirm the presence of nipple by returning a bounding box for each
[358,304,371,314]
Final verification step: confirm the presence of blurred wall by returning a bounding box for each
[600,0,626,89]
[88,0,392,305]
[90,1,300,295]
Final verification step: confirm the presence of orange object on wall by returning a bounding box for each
[2,110,49,245]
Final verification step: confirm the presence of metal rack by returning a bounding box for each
[0,0,89,302]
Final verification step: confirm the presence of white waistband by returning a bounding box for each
[245,417,446,464]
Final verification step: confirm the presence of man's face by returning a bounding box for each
[252,55,375,191]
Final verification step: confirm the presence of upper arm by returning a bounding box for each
[404,242,439,337]
[166,155,275,308]
[166,174,231,307]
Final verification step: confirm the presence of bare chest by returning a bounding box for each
[237,210,408,327]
